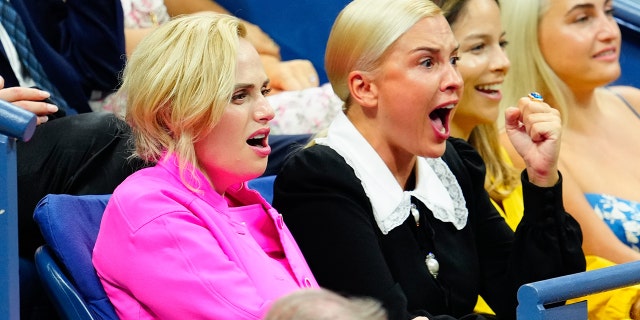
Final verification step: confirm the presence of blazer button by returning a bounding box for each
[276,214,284,229]
[303,277,312,288]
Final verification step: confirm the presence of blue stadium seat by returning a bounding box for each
[248,175,276,204]
[516,260,640,319]
[612,0,640,88]
[34,245,95,320]
[33,194,118,320]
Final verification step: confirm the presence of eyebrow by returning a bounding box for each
[462,31,507,40]
[412,44,460,55]
[566,2,596,16]
[234,79,270,90]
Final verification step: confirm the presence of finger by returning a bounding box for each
[0,86,50,103]
[279,67,317,90]
[12,100,59,116]
[36,116,49,125]
[289,60,319,88]
[504,106,523,131]
[526,119,561,143]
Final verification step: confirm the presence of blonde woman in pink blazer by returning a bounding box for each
[92,13,317,319]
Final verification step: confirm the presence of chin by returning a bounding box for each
[419,143,447,159]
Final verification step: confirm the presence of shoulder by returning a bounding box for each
[273,144,369,210]
[443,138,486,177]
[607,85,640,112]
[107,167,199,229]
[278,144,354,182]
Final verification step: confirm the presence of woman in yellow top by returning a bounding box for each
[437,0,640,318]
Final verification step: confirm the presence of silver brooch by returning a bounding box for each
[425,252,439,278]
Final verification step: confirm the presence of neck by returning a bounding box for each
[348,109,417,190]
[559,87,601,131]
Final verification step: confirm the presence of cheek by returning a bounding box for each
[458,56,483,81]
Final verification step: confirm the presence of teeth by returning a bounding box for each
[442,104,455,110]
[439,127,446,134]
[476,83,502,91]
[252,134,266,139]
[595,50,614,57]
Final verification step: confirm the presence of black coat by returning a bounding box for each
[273,137,585,320]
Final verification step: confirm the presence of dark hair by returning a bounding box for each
[434,0,500,25]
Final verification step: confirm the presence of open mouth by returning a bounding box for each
[246,133,268,147]
[593,49,616,58]
[475,83,502,96]
[429,104,454,134]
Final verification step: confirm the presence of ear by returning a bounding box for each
[347,70,377,108]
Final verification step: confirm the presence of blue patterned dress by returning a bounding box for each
[585,193,640,251]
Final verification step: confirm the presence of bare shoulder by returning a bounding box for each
[607,85,640,110]
[498,130,526,170]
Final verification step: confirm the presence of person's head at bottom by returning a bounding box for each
[263,288,388,320]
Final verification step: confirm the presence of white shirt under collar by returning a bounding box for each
[316,112,468,234]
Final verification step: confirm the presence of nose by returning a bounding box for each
[254,95,275,123]
[597,14,620,42]
[491,47,511,74]
[441,63,463,94]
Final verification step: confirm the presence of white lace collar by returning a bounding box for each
[316,112,468,234]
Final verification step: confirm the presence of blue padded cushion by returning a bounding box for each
[33,194,116,320]
[248,175,276,204]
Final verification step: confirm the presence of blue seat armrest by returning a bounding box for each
[34,245,96,320]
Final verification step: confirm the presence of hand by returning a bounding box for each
[504,96,561,187]
[261,55,320,92]
[242,20,280,57]
[0,76,59,125]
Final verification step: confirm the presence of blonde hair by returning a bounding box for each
[121,12,246,189]
[500,0,571,124]
[469,124,519,200]
[325,0,442,108]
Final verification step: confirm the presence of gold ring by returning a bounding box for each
[528,92,544,102]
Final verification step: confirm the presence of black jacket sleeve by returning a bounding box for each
[445,138,586,319]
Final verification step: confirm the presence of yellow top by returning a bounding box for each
[473,147,640,319]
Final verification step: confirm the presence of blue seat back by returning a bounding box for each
[33,194,117,320]
[248,175,277,204]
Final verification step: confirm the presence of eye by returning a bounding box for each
[231,90,248,103]
[421,58,434,69]
[500,40,509,49]
[470,43,485,52]
[261,88,272,96]
[574,14,591,23]
[605,8,615,16]
[450,56,460,66]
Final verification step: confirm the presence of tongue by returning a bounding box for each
[431,114,444,132]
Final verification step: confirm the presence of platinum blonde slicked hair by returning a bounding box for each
[325,0,442,107]
[121,12,246,190]
[500,0,571,124]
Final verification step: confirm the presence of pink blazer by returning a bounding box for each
[93,153,318,319]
